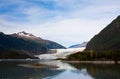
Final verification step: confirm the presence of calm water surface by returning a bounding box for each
[0,60,120,79]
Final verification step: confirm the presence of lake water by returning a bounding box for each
[0,60,120,79]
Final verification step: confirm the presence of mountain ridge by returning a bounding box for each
[85,15,120,53]
[67,15,120,61]
[0,31,66,59]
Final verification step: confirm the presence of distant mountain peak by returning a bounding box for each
[69,42,87,48]
[13,31,44,40]
[10,31,42,41]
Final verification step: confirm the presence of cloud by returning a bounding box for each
[0,0,120,46]
[19,18,110,46]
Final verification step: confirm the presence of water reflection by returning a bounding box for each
[70,63,120,79]
[39,60,77,70]
[0,60,119,79]
[43,69,93,79]
[43,70,93,79]
[18,60,94,79]
[0,61,62,79]
[39,60,94,79]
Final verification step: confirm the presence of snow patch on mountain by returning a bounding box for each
[13,31,43,40]
[17,31,36,37]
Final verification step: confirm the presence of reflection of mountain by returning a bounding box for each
[72,63,120,79]
[42,70,93,79]
[0,61,62,79]
[39,60,93,79]
[39,60,77,70]
[18,60,93,79]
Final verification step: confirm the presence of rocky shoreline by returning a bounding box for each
[64,60,120,64]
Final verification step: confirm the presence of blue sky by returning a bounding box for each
[0,0,120,47]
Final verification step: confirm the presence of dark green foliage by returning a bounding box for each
[65,16,120,61]
[85,15,120,53]
[82,15,120,61]
[68,51,120,61]
[67,52,91,60]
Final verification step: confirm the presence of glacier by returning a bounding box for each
[35,47,85,60]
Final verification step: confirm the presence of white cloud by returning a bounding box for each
[0,0,120,47]
[18,18,110,46]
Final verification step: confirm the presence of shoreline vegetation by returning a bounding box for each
[67,51,120,64]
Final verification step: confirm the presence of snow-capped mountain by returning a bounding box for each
[69,42,87,48]
[13,31,41,40]
[0,32,65,59]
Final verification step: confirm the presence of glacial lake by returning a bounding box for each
[0,60,120,79]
